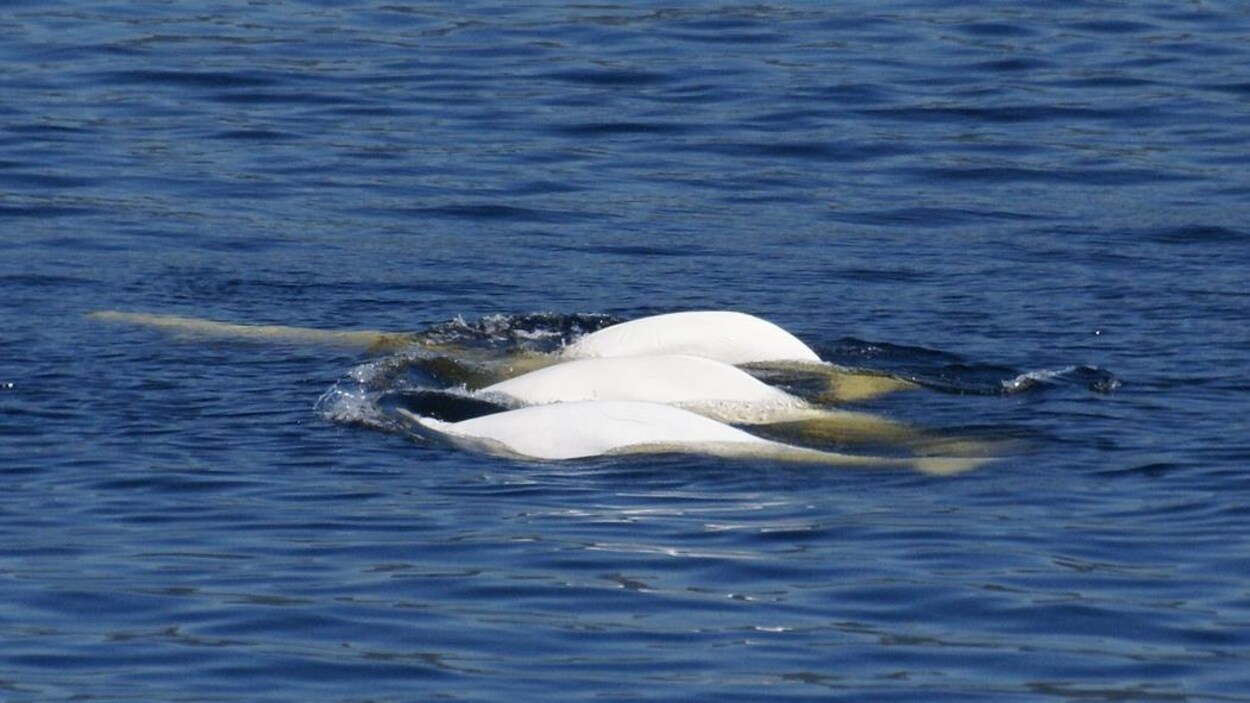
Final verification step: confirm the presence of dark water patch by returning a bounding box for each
[542,68,670,87]
[913,165,1190,186]
[4,123,92,138]
[827,206,1039,228]
[953,21,1039,38]
[814,82,894,105]
[367,203,595,224]
[863,104,1151,124]
[553,121,689,137]
[0,203,102,218]
[689,140,910,163]
[321,105,413,121]
[1053,74,1161,89]
[1066,20,1158,35]
[753,107,863,127]
[1198,81,1250,96]
[184,235,286,254]
[839,267,929,284]
[1142,225,1246,245]
[499,180,587,197]
[0,273,92,289]
[211,129,302,142]
[89,473,263,496]
[25,234,127,253]
[545,242,719,258]
[965,57,1054,73]
[96,69,279,90]
[660,29,787,45]
[0,171,97,190]
[211,91,360,106]
[335,145,407,160]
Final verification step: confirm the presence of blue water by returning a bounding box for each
[4,2,1250,701]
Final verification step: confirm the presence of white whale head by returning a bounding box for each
[559,311,822,365]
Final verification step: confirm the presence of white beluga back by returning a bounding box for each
[481,355,799,413]
[398,400,985,475]
[559,311,821,364]
[405,400,768,461]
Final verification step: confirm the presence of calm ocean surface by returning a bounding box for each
[3,1,1250,701]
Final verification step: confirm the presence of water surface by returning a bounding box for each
[3,2,1250,701]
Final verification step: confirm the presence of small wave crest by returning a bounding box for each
[906,363,1122,396]
[419,312,621,355]
[316,383,385,429]
[319,313,622,431]
[315,350,454,431]
[1001,366,1122,395]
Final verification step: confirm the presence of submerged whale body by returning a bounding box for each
[559,311,821,364]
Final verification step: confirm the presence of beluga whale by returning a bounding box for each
[397,400,986,475]
[88,309,917,401]
[88,310,817,362]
